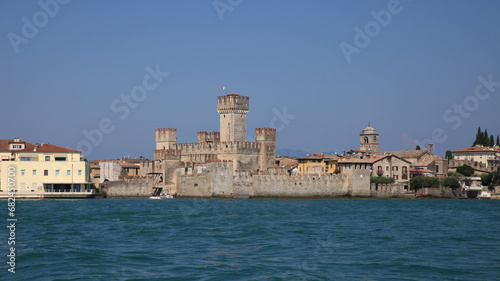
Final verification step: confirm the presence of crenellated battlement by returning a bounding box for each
[155,128,177,150]
[172,141,262,154]
[217,93,249,113]
[255,128,277,142]
[154,149,181,160]
[197,131,221,143]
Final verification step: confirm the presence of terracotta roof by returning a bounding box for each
[297,153,338,161]
[381,150,429,159]
[452,146,500,153]
[0,139,34,151]
[340,155,389,164]
[19,143,80,153]
[340,154,412,165]
[410,168,435,174]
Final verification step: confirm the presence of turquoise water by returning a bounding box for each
[2,199,500,280]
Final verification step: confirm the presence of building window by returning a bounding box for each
[436,165,439,173]
[78,170,82,176]
[12,144,22,150]
[44,170,48,176]
[67,170,71,176]
[21,169,25,176]
[45,156,50,161]
[55,170,60,176]
[364,136,369,144]
[21,157,31,161]
[32,170,37,176]
[386,166,389,171]
[55,157,66,161]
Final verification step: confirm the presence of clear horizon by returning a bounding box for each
[1,1,499,160]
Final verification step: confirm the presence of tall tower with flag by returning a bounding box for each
[217,93,249,142]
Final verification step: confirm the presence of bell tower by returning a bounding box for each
[217,93,249,142]
[360,125,379,152]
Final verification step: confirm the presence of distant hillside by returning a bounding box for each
[276,149,344,158]
[276,149,310,158]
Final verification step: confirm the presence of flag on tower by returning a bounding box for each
[222,86,226,90]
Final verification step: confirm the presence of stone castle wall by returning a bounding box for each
[103,178,152,197]
[174,162,371,198]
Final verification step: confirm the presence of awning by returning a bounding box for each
[19,153,38,158]
[54,153,68,158]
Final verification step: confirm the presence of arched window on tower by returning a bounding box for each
[374,136,377,142]
[364,136,369,144]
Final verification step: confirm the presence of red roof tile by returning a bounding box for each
[19,143,80,153]
[0,139,34,151]
[452,146,500,153]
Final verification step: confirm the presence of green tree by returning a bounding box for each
[497,135,499,146]
[484,129,489,146]
[456,165,474,177]
[445,150,453,161]
[481,173,493,186]
[416,145,421,150]
[410,176,425,190]
[441,177,460,189]
[370,176,395,184]
[473,127,481,146]
[424,177,440,188]
[490,135,495,147]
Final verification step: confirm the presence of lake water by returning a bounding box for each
[2,198,500,280]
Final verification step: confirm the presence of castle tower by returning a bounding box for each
[197,131,220,143]
[155,128,177,150]
[360,125,379,152]
[217,93,249,143]
[255,128,276,171]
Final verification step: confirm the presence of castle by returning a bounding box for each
[145,93,277,192]
[135,93,370,198]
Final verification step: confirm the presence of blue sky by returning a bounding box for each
[1,0,499,159]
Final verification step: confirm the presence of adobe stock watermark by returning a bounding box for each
[7,0,70,54]
[75,65,170,156]
[413,74,499,148]
[269,106,296,132]
[213,0,244,21]
[339,0,410,64]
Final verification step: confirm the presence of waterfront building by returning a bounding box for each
[297,154,340,175]
[90,157,150,187]
[452,145,500,169]
[340,154,411,185]
[355,125,448,177]
[0,138,93,198]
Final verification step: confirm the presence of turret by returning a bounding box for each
[217,93,249,142]
[197,131,220,143]
[156,128,177,150]
[255,128,276,171]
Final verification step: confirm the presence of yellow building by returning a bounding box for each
[0,139,93,198]
[297,154,338,175]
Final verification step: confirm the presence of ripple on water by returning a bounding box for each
[5,199,500,280]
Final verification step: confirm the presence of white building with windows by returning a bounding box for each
[0,138,93,198]
[452,145,500,168]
